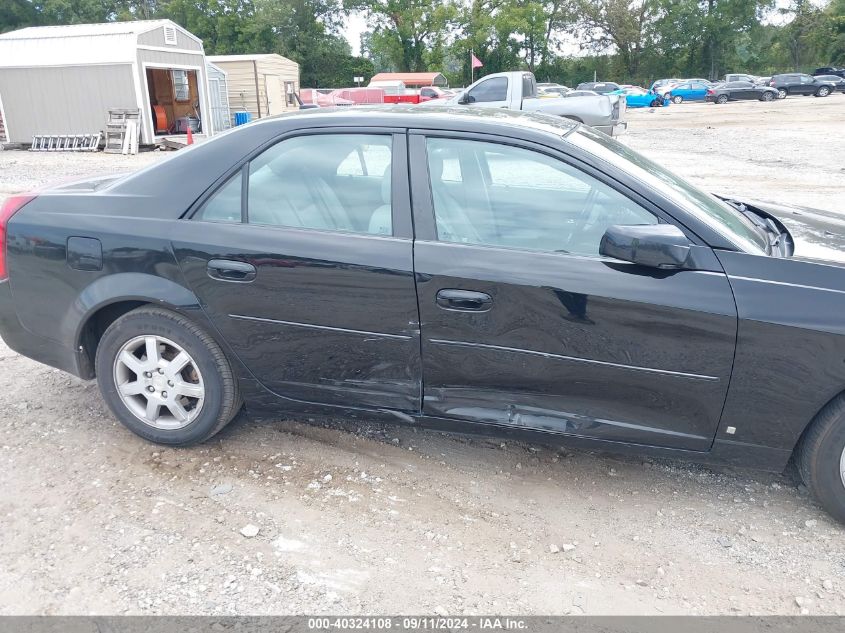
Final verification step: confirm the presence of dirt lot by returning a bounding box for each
[1,97,845,616]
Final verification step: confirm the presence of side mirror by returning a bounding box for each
[458,93,471,105]
[599,224,692,269]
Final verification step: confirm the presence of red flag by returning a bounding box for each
[471,53,483,69]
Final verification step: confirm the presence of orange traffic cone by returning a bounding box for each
[186,126,194,145]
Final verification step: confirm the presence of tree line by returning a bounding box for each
[2,1,843,88]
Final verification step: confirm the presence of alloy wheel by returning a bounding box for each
[113,335,205,430]
[841,445,845,490]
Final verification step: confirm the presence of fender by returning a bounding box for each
[66,273,203,378]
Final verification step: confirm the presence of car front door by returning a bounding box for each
[690,82,708,100]
[461,76,510,109]
[171,131,421,412]
[731,81,755,99]
[409,133,738,451]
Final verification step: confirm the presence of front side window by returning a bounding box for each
[568,125,768,253]
[197,134,393,236]
[425,138,657,256]
[467,77,508,103]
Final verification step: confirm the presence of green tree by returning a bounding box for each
[347,0,458,71]
[569,0,658,79]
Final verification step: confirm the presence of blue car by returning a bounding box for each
[610,86,669,108]
[667,81,711,103]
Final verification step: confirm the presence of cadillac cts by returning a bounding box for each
[3,108,845,521]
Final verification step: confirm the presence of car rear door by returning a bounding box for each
[409,131,738,451]
[171,130,422,412]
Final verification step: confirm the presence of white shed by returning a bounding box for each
[0,20,215,145]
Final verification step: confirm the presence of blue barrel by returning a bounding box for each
[234,111,251,126]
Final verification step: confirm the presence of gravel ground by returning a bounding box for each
[1,97,845,616]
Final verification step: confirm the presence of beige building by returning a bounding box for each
[207,54,300,122]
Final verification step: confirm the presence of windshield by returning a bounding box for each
[568,127,769,254]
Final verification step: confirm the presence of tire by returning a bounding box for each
[716,94,728,104]
[796,394,845,523]
[761,91,775,102]
[95,306,242,446]
[650,99,660,107]
[672,95,683,104]
[663,92,671,100]
[816,86,831,97]
[777,88,788,99]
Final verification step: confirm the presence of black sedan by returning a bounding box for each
[3,108,845,522]
[705,81,779,103]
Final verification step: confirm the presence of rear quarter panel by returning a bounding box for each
[4,197,207,377]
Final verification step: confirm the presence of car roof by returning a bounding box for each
[108,106,582,210]
[260,105,580,138]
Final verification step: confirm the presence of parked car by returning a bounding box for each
[419,86,453,101]
[6,108,845,522]
[422,71,627,136]
[813,67,845,79]
[563,90,601,98]
[705,81,779,103]
[667,81,711,103]
[814,75,845,93]
[650,78,681,94]
[611,86,669,108]
[724,73,758,83]
[576,81,622,94]
[538,85,572,98]
[769,73,836,98]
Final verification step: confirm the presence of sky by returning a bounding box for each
[345,11,367,56]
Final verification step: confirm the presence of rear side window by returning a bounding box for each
[197,172,242,223]
[196,134,393,236]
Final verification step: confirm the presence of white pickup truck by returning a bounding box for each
[421,71,627,136]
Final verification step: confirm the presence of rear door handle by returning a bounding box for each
[436,289,493,312]
[207,259,257,282]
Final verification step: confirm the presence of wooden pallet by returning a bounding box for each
[104,108,141,154]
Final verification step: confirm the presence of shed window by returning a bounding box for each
[172,70,190,102]
[164,26,177,46]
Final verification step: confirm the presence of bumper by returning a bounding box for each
[0,280,84,377]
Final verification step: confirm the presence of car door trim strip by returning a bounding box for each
[229,314,413,340]
[429,339,720,381]
[729,276,845,296]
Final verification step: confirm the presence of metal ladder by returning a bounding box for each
[30,133,101,152]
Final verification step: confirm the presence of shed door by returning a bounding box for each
[265,75,285,115]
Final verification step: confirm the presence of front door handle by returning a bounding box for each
[436,289,493,312]
[207,259,257,282]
